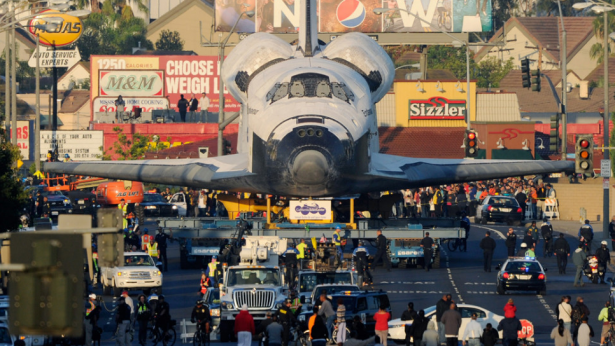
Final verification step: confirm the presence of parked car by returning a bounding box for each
[388,304,535,343]
[475,196,523,225]
[137,193,178,217]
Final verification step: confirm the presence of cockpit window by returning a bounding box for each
[268,83,289,103]
[268,73,352,104]
[290,81,305,97]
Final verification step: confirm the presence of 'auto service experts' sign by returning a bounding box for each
[99,70,164,97]
[409,96,466,120]
[40,131,103,161]
[289,200,332,220]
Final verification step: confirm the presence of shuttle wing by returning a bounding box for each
[370,153,574,188]
[43,154,256,191]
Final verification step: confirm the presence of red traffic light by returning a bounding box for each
[580,140,590,149]
[468,132,476,140]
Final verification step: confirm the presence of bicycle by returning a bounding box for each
[149,319,177,346]
[193,321,210,346]
[446,238,466,252]
[605,323,615,346]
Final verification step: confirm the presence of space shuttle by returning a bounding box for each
[45,0,573,197]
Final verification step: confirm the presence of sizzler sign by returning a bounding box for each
[409,96,466,120]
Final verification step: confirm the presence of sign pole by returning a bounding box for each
[11,23,17,146]
[52,44,57,131]
[4,27,9,139]
[604,10,610,240]
[35,33,41,171]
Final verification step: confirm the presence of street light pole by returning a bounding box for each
[604,10,610,239]
[217,10,254,157]
[4,27,8,141]
[10,22,16,146]
[466,45,471,131]
[35,33,40,170]
[556,0,567,161]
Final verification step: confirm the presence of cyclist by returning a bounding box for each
[541,218,554,258]
[191,300,211,345]
[154,295,171,344]
[598,301,615,345]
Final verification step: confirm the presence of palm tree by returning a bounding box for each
[589,11,615,63]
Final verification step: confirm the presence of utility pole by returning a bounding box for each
[604,10,610,239]
[4,27,9,141]
[556,0,567,161]
[466,45,471,131]
[11,23,16,146]
[35,33,40,171]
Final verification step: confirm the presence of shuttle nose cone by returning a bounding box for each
[291,150,329,185]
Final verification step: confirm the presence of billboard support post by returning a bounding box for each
[35,33,40,171]
[52,44,57,131]
[217,10,254,157]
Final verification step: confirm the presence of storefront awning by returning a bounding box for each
[491,149,534,160]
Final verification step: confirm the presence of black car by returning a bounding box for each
[37,191,74,220]
[298,290,390,335]
[476,195,523,225]
[137,193,178,217]
[65,191,99,226]
[496,257,547,295]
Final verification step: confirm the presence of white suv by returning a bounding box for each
[101,252,163,296]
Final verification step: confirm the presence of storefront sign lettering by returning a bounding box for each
[409,96,466,120]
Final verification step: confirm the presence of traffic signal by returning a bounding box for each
[98,233,124,268]
[531,70,541,92]
[464,129,479,158]
[9,233,84,337]
[549,113,559,152]
[575,135,594,174]
[521,59,531,88]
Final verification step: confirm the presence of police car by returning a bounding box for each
[495,257,547,295]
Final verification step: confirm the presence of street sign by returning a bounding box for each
[604,178,610,190]
[28,47,81,68]
[518,319,534,339]
[602,159,612,177]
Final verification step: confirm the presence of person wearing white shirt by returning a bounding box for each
[200,92,211,123]
[557,296,572,331]
[461,314,483,346]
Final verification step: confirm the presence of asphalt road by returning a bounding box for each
[92,221,612,346]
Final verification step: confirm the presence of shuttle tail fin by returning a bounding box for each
[298,0,318,57]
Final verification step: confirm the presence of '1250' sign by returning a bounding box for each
[99,70,164,97]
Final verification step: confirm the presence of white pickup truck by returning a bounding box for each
[101,252,163,297]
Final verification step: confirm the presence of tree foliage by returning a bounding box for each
[0,132,28,232]
[535,0,585,16]
[427,46,513,88]
[491,0,518,31]
[155,30,185,51]
[102,127,169,160]
[77,0,153,61]
[589,11,615,63]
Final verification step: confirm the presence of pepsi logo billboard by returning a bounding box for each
[214,0,492,33]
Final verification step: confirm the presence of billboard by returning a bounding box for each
[7,121,30,160]
[90,56,240,120]
[409,96,466,120]
[99,70,164,97]
[93,98,170,113]
[214,0,491,33]
[40,131,104,161]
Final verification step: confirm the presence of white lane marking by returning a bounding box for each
[441,247,464,303]
[475,225,557,321]
[466,291,496,294]
[465,282,496,285]
[379,281,435,284]
[386,291,451,294]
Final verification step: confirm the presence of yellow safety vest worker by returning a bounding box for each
[296,243,307,259]
[333,230,341,246]
[290,298,301,314]
[118,204,128,229]
[147,242,159,257]
[142,235,153,251]
[92,252,99,271]
[86,301,95,316]
[208,262,217,277]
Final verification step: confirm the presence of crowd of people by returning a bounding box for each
[391,177,556,220]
